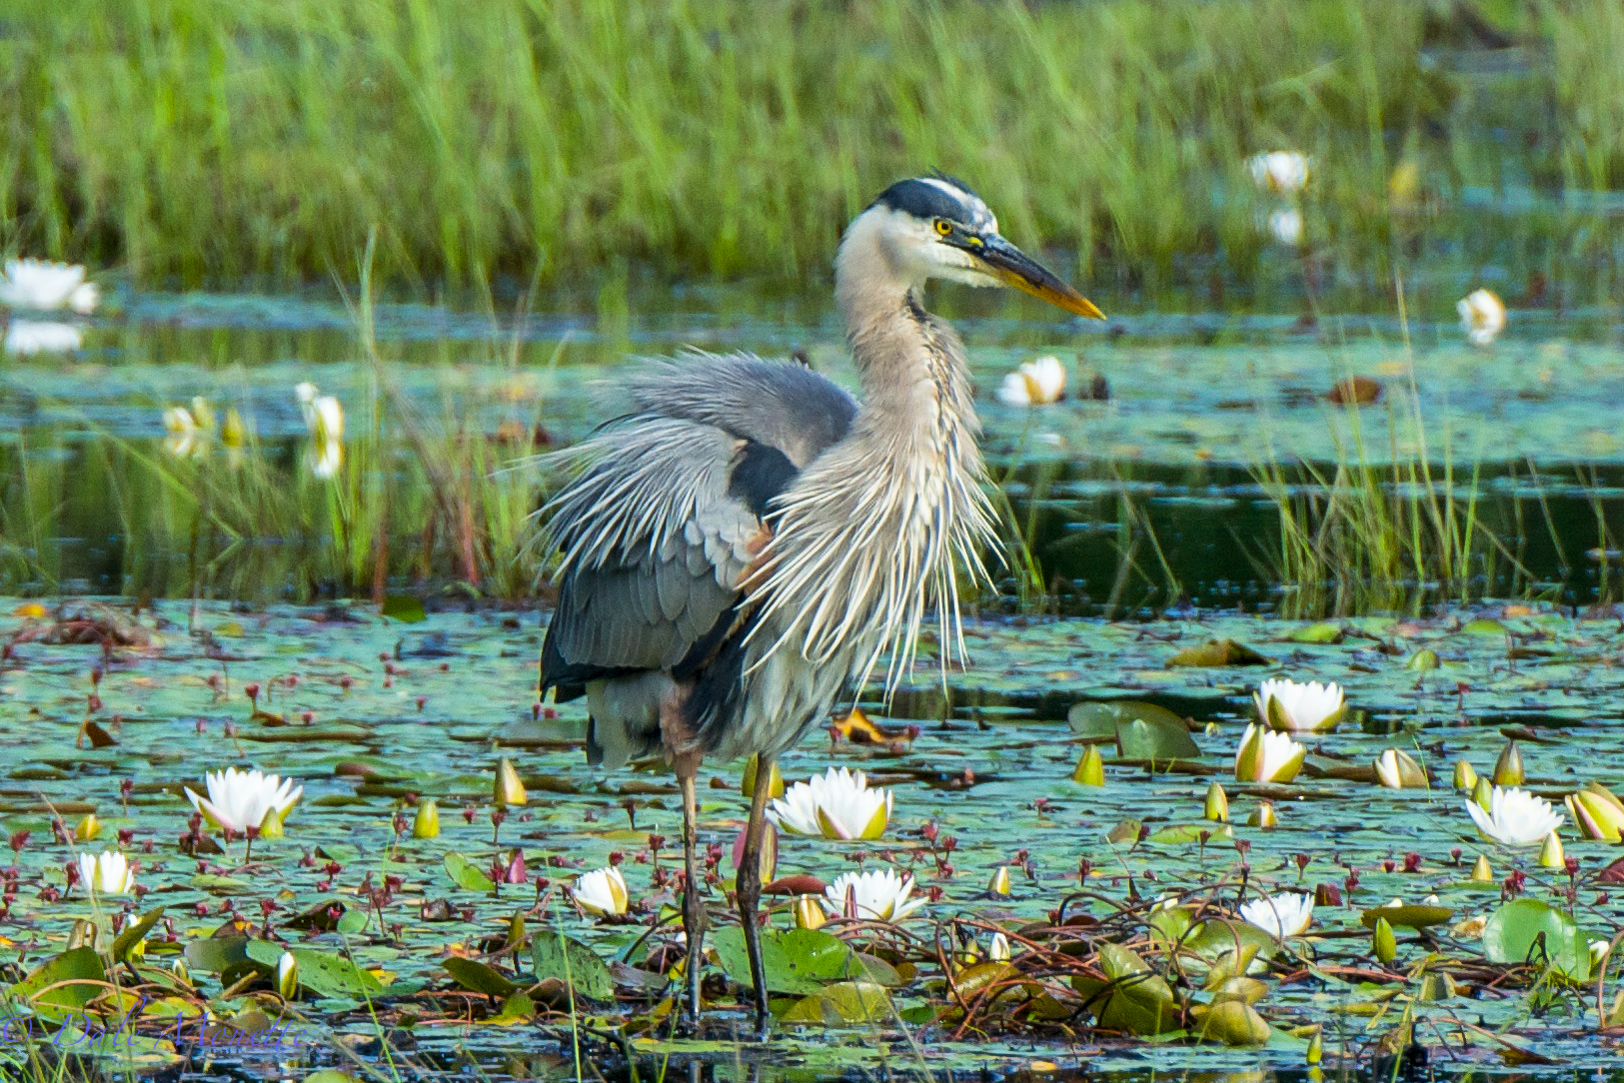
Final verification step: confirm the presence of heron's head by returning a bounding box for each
[840,174,1104,320]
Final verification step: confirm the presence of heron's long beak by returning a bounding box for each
[971,234,1105,320]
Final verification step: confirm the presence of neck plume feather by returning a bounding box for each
[744,216,1000,699]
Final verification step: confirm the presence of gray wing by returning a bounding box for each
[536,353,857,705]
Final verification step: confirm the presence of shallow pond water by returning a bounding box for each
[3,596,1624,1079]
[3,289,1624,1079]
[4,288,1624,613]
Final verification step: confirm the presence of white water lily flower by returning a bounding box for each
[1267,207,1303,246]
[1247,151,1311,194]
[77,850,134,895]
[184,767,302,834]
[1238,892,1314,938]
[1234,722,1306,783]
[1458,288,1506,347]
[1466,785,1564,847]
[822,867,926,922]
[995,355,1066,406]
[1255,678,1345,733]
[0,259,98,313]
[296,384,344,479]
[769,766,893,840]
[572,866,629,917]
[3,320,83,355]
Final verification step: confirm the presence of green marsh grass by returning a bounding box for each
[1250,370,1539,619]
[4,0,1624,304]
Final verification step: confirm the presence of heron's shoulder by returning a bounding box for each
[621,350,857,469]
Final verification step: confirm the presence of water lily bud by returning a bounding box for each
[1492,741,1524,787]
[1372,916,1397,964]
[1307,1029,1323,1065]
[1073,744,1105,786]
[988,931,1011,963]
[1538,831,1564,869]
[276,951,299,999]
[741,757,784,800]
[1564,785,1624,842]
[1452,761,1478,791]
[190,397,217,431]
[1470,777,1493,811]
[73,814,100,841]
[1204,781,1230,822]
[171,958,191,985]
[792,895,825,931]
[1373,748,1427,790]
[1590,940,1611,970]
[413,799,440,839]
[987,866,1012,896]
[1248,801,1278,829]
[222,407,246,448]
[1416,972,1447,1002]
[1406,648,1439,671]
[257,806,284,840]
[493,758,527,807]
[1470,855,1493,882]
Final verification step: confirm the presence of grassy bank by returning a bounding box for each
[2,0,1622,301]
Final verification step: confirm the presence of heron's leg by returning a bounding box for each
[677,763,705,1024]
[736,752,776,1039]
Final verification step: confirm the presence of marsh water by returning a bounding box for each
[4,287,1624,1081]
[6,286,1624,611]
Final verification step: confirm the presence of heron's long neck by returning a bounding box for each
[834,246,973,448]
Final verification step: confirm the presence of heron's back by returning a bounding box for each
[536,352,858,766]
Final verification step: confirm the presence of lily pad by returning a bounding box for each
[530,931,614,1003]
[1483,899,1590,981]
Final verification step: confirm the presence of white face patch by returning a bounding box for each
[915,176,998,234]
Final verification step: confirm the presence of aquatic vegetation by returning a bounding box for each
[1374,747,1427,789]
[1459,288,1508,346]
[1237,892,1314,938]
[183,767,303,836]
[571,865,629,917]
[771,766,894,840]
[0,600,1618,1075]
[1246,151,1311,194]
[1233,722,1304,783]
[822,867,925,922]
[75,849,133,895]
[995,355,1066,406]
[1254,677,1344,733]
[0,259,97,313]
[1564,785,1624,842]
[295,381,344,480]
[1466,785,1565,847]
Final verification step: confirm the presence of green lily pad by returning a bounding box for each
[443,957,519,998]
[712,926,871,995]
[1166,639,1271,667]
[444,852,495,893]
[530,931,614,1002]
[9,947,106,1013]
[1483,899,1590,982]
[1359,904,1454,930]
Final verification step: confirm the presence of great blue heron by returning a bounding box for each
[536,174,1103,1034]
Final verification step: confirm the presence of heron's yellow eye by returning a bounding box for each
[933,218,952,237]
